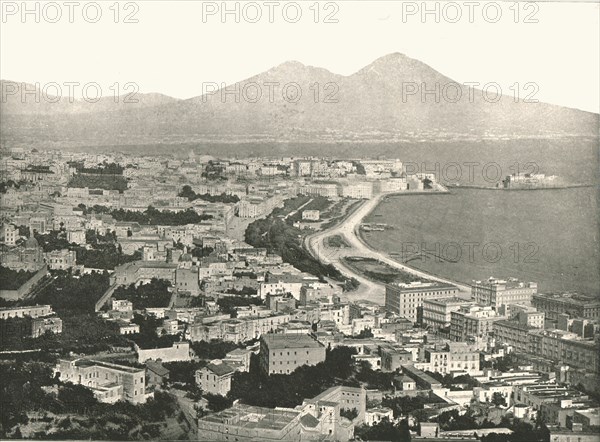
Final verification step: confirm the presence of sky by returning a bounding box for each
[1,0,599,113]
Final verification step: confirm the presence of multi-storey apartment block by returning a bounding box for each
[450,304,504,343]
[418,342,480,376]
[385,281,458,322]
[532,292,600,321]
[259,334,326,375]
[471,277,537,309]
[422,296,471,330]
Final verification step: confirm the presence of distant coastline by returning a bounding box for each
[446,183,595,191]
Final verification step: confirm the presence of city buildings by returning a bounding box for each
[54,358,147,404]
[529,329,600,373]
[340,182,373,199]
[259,334,326,375]
[2,148,598,441]
[197,404,304,441]
[417,342,480,376]
[422,296,471,330]
[493,319,534,353]
[196,360,236,396]
[0,304,55,320]
[0,236,45,271]
[471,277,537,309]
[44,248,78,271]
[532,292,600,321]
[450,304,503,343]
[197,386,365,441]
[0,304,63,338]
[135,342,192,363]
[385,281,459,322]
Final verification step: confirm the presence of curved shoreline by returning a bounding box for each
[305,190,471,305]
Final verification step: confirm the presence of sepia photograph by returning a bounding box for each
[0,1,599,441]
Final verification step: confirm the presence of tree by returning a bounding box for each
[491,392,507,407]
[58,383,98,414]
[191,340,240,360]
[217,296,263,316]
[355,327,374,339]
[382,395,430,419]
[164,360,205,386]
[355,418,411,441]
[340,408,358,420]
[227,347,358,409]
[204,393,233,412]
[113,278,172,309]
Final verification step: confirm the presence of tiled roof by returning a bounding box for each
[205,362,235,377]
[299,413,320,428]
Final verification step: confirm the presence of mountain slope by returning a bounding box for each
[1,53,597,147]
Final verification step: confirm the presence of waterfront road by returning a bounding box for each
[305,192,471,305]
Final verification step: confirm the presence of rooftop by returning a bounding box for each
[472,277,537,290]
[0,304,51,312]
[261,334,324,350]
[388,281,457,291]
[72,359,144,374]
[533,292,600,307]
[299,413,320,428]
[146,361,169,377]
[226,348,252,356]
[494,319,533,331]
[425,296,471,305]
[205,361,236,377]
[200,404,300,431]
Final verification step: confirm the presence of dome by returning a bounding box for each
[24,236,39,249]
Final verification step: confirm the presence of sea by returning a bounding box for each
[363,186,600,295]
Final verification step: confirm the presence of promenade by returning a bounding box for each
[305,191,471,305]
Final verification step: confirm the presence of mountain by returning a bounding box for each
[1,53,598,148]
[0,81,179,115]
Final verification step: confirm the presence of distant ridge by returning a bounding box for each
[1,53,598,147]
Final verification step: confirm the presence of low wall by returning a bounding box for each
[0,266,48,300]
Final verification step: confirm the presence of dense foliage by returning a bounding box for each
[245,197,357,288]
[34,271,110,316]
[75,243,140,270]
[354,361,396,390]
[179,185,240,203]
[113,279,172,310]
[0,314,127,356]
[1,271,130,352]
[0,266,37,290]
[217,295,263,316]
[355,418,411,441]
[110,206,212,225]
[34,230,72,252]
[382,395,433,419]
[0,361,184,440]
[190,340,241,360]
[0,180,23,193]
[129,314,180,350]
[68,175,128,192]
